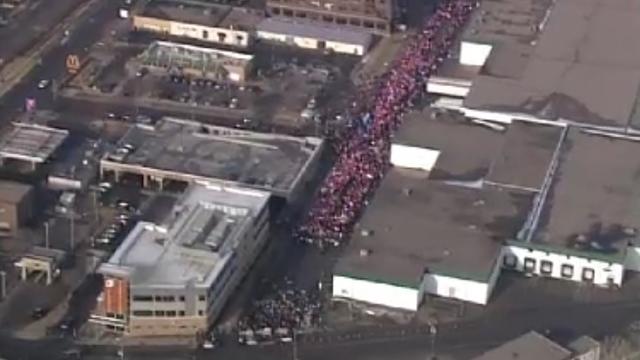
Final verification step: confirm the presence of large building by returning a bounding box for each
[472,331,600,360]
[129,40,254,82]
[256,17,372,56]
[132,0,263,49]
[0,180,33,236]
[100,117,324,201]
[427,0,640,130]
[91,183,270,335]
[266,0,396,35]
[333,107,640,310]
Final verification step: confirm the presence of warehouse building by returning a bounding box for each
[0,180,34,236]
[266,0,396,35]
[333,111,564,309]
[132,0,262,49]
[427,0,640,130]
[91,183,270,335]
[100,117,324,201]
[472,331,600,360]
[256,17,372,56]
[130,40,254,83]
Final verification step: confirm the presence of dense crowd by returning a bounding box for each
[296,0,479,247]
[237,280,321,340]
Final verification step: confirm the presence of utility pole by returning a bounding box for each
[44,220,50,249]
[429,323,438,360]
[69,213,75,250]
[292,329,299,360]
[0,271,6,300]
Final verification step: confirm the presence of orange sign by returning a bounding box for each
[66,54,80,74]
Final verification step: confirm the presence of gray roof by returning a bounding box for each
[0,123,68,163]
[101,117,322,196]
[101,184,269,288]
[256,17,372,47]
[486,120,564,191]
[533,128,640,260]
[464,0,640,127]
[472,331,571,360]
[335,168,533,286]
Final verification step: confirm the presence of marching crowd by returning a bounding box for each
[296,0,479,247]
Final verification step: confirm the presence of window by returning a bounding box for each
[322,15,334,22]
[540,260,553,275]
[198,310,204,316]
[582,268,595,282]
[179,296,185,302]
[272,7,281,15]
[349,18,361,26]
[336,17,347,25]
[363,21,375,28]
[155,310,166,317]
[132,295,152,302]
[166,311,176,317]
[217,32,227,43]
[295,11,306,18]
[523,258,536,273]
[198,295,206,301]
[236,35,244,44]
[283,9,293,16]
[561,264,574,278]
[179,311,185,316]
[132,310,152,316]
[154,296,162,302]
[202,30,209,40]
[503,254,516,268]
[376,22,387,30]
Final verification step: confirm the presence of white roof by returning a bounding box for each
[257,17,372,47]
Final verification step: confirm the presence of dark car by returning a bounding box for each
[31,307,50,320]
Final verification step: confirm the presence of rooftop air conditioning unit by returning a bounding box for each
[359,248,371,257]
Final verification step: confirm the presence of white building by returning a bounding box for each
[91,184,271,335]
[256,17,372,56]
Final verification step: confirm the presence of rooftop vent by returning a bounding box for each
[154,238,166,246]
[402,188,412,196]
[473,199,485,207]
[624,227,637,236]
[359,248,371,257]
[361,229,373,237]
[576,234,587,243]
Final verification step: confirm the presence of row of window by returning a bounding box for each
[132,295,186,302]
[268,7,389,30]
[503,255,596,281]
[131,310,206,317]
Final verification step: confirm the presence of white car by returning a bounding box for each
[37,79,51,89]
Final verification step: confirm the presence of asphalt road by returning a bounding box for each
[0,0,120,121]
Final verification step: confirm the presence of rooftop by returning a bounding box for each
[335,168,533,286]
[0,180,32,204]
[463,0,640,127]
[137,40,253,70]
[533,128,640,260]
[472,331,571,360]
[101,117,322,196]
[256,17,373,47]
[100,184,269,288]
[0,123,69,163]
[139,0,228,27]
[395,109,562,188]
[485,120,564,191]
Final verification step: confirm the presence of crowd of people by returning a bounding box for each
[296,0,479,247]
[237,280,322,338]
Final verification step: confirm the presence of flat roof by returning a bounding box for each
[0,180,32,204]
[101,184,269,288]
[395,110,562,189]
[395,109,505,181]
[472,331,571,360]
[139,0,228,27]
[335,168,533,286]
[0,123,69,163]
[463,0,640,127]
[532,128,640,260]
[101,117,322,196]
[485,120,564,191]
[256,17,372,47]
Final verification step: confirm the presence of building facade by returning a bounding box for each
[266,0,395,35]
[91,184,270,336]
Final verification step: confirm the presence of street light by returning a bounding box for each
[429,323,438,360]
